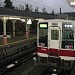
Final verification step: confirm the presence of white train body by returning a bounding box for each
[37,19,75,69]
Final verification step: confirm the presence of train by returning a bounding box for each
[37,19,75,70]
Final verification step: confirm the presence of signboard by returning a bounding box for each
[39,23,48,29]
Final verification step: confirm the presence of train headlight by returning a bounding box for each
[67,25,70,28]
[65,25,67,28]
[70,25,73,28]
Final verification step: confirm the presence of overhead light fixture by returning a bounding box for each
[27,19,32,24]
[70,1,75,6]
[21,19,25,22]
[66,0,75,7]
[6,17,21,20]
[36,19,44,21]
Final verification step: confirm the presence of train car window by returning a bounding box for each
[51,30,59,40]
[39,29,48,47]
[39,23,48,47]
[62,22,74,49]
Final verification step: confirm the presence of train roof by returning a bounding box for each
[38,19,74,23]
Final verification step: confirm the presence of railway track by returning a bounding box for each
[0,52,36,75]
[27,65,49,75]
[1,58,73,75]
[27,64,72,75]
[41,67,72,75]
[3,58,35,75]
[0,37,37,75]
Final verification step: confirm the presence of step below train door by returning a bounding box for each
[48,25,61,57]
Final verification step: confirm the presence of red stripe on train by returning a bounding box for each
[59,50,75,57]
[37,47,48,54]
[37,47,75,57]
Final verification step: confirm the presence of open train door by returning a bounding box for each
[48,26,61,56]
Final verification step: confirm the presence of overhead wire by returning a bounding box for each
[62,0,75,12]
[12,0,58,13]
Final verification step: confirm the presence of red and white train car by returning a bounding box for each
[37,19,75,69]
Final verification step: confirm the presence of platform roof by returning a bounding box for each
[0,7,55,19]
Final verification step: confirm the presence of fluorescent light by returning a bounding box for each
[27,19,32,24]
[6,17,20,20]
[21,19,25,22]
[52,74,57,75]
[70,2,75,5]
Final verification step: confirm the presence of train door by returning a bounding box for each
[49,26,60,50]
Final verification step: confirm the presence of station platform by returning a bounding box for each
[0,34,36,46]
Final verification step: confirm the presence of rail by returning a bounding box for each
[0,37,37,74]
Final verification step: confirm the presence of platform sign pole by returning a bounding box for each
[3,16,8,45]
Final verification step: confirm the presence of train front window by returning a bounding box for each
[39,23,48,47]
[62,30,74,39]
[62,22,74,49]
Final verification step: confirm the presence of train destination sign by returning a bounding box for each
[39,23,48,29]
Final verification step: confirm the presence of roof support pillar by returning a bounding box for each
[25,19,29,39]
[12,20,16,37]
[3,16,7,45]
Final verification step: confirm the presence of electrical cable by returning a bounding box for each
[12,0,57,13]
